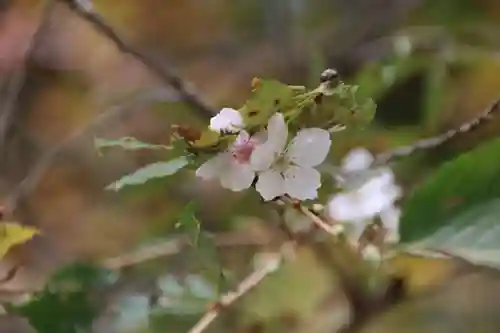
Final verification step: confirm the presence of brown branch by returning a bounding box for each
[0,0,57,152]
[374,97,500,165]
[59,0,215,119]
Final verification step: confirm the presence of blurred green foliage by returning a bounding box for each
[401,137,500,242]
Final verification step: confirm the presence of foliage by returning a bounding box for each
[10,263,117,333]
[94,137,172,154]
[239,79,296,128]
[175,202,230,294]
[106,157,190,191]
[0,222,39,259]
[406,198,500,269]
[400,137,500,243]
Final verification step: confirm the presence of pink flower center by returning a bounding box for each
[231,138,257,163]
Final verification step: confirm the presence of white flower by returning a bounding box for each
[196,131,258,191]
[327,148,402,242]
[341,148,374,173]
[335,148,378,190]
[380,206,401,243]
[209,108,244,133]
[250,113,331,201]
[361,244,382,264]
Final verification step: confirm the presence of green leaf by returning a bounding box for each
[49,262,118,288]
[175,203,230,294]
[11,263,116,333]
[353,97,377,127]
[106,156,189,191]
[319,84,377,129]
[240,79,296,128]
[400,137,500,243]
[175,202,200,246]
[94,137,171,154]
[406,198,500,269]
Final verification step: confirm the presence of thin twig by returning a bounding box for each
[187,244,289,333]
[0,0,57,152]
[102,231,275,270]
[4,90,172,213]
[186,196,376,333]
[374,97,500,165]
[60,0,215,118]
[278,197,343,238]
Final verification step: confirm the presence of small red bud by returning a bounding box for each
[251,77,261,90]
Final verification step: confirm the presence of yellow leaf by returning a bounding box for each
[0,222,39,258]
[387,253,461,296]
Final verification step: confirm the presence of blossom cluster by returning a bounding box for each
[196,105,402,247]
[197,109,331,201]
[327,148,401,244]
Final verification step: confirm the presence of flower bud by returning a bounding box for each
[320,68,339,83]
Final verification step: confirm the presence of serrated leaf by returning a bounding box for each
[400,137,500,243]
[241,79,295,128]
[406,198,500,269]
[354,97,377,127]
[106,156,189,191]
[94,137,171,153]
[318,89,377,130]
[0,222,39,258]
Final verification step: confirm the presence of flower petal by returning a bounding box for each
[255,169,284,201]
[249,113,288,171]
[250,144,278,171]
[283,166,321,200]
[327,192,372,221]
[209,108,244,133]
[286,128,331,167]
[266,113,288,153]
[358,172,402,211]
[233,130,250,145]
[341,148,374,173]
[220,163,255,191]
[196,154,226,180]
[380,206,400,243]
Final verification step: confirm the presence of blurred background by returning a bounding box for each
[1,0,500,332]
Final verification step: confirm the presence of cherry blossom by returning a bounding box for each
[327,148,402,243]
[209,108,244,133]
[250,113,331,201]
[196,131,259,191]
